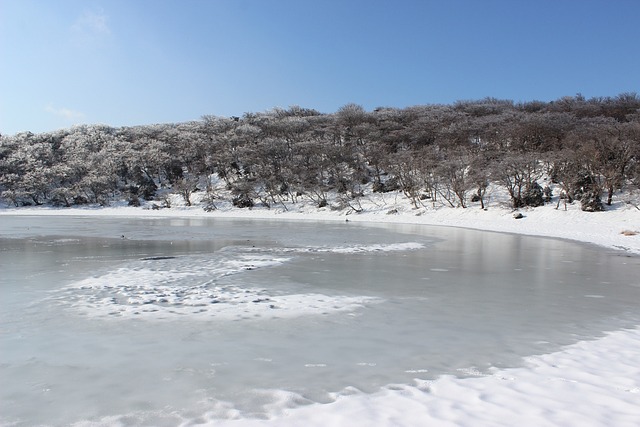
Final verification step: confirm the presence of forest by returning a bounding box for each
[1,94,639,213]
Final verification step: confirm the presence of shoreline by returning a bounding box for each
[1,198,638,255]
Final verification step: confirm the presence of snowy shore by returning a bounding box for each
[1,187,638,255]
[2,193,639,427]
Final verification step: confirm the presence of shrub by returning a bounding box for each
[232,195,254,208]
[523,182,544,207]
[580,192,604,212]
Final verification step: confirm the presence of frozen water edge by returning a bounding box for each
[67,327,640,427]
[2,192,638,255]
[247,326,640,427]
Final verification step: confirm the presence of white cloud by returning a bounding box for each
[45,104,85,121]
[73,9,111,35]
[70,9,112,47]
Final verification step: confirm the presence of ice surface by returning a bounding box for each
[199,327,640,427]
[51,248,385,321]
[1,214,639,427]
[300,242,425,253]
[43,327,639,427]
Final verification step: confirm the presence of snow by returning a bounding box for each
[67,326,640,427]
[1,187,639,426]
[201,327,640,427]
[2,184,638,255]
[54,261,382,321]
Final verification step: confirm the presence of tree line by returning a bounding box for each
[1,93,639,212]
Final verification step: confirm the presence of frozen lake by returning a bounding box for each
[1,216,639,426]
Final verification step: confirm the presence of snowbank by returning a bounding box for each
[2,188,638,255]
[203,326,640,427]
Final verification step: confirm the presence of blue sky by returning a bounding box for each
[1,0,639,135]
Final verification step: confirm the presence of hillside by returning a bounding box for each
[1,95,639,217]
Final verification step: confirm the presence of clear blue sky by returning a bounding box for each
[1,0,639,135]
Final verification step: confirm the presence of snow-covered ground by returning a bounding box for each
[204,326,640,427]
[2,182,638,255]
[2,186,639,426]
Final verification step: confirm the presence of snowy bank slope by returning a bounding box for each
[2,185,638,255]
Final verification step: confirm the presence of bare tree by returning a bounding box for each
[495,153,544,209]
